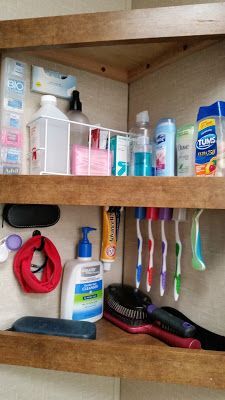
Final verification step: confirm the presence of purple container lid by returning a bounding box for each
[6,235,22,251]
[158,208,173,221]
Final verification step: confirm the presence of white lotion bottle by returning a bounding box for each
[61,227,103,322]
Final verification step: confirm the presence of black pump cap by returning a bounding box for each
[69,90,82,111]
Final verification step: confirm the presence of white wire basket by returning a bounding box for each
[28,116,130,176]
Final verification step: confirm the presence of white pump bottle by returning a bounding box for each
[60,227,103,323]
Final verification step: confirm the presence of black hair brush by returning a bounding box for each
[104,284,196,338]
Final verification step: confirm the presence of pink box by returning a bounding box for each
[71,144,112,176]
[1,128,22,147]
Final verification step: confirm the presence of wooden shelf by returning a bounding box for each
[1,4,224,49]
[0,175,224,209]
[0,3,225,393]
[0,318,225,389]
[24,39,216,83]
[1,3,224,82]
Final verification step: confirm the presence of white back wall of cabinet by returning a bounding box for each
[122,39,225,400]
[128,40,225,129]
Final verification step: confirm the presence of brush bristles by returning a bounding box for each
[104,303,146,327]
[105,293,146,321]
[104,285,179,334]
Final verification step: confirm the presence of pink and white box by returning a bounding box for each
[71,144,112,176]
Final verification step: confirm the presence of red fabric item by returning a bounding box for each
[13,235,62,293]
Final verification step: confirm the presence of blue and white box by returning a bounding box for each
[110,135,130,176]
[31,66,76,99]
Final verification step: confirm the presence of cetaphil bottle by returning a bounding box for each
[61,227,103,322]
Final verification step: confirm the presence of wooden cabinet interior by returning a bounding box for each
[0,3,225,390]
[1,3,224,82]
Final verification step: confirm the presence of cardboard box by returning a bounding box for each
[110,135,130,176]
[31,66,76,99]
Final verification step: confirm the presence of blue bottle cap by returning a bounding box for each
[78,227,96,258]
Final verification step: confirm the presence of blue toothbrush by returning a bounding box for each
[135,207,146,288]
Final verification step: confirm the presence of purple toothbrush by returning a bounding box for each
[159,208,173,296]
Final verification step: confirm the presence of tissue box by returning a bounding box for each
[31,66,76,99]
[71,145,112,176]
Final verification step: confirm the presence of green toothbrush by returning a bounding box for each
[191,209,206,271]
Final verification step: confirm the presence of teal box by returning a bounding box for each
[110,135,129,176]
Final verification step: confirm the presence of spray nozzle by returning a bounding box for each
[69,90,82,111]
[81,227,96,241]
[78,227,96,258]
[136,110,149,124]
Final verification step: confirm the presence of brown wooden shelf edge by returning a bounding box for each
[0,175,224,209]
[0,320,225,389]
[0,3,225,51]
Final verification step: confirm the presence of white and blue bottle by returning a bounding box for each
[130,111,154,176]
[155,118,176,176]
[61,227,103,322]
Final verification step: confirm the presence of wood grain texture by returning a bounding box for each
[26,49,128,82]
[24,39,217,83]
[1,319,225,389]
[0,3,225,51]
[0,175,225,209]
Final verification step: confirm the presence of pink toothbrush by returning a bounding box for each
[146,207,159,292]
[159,208,173,296]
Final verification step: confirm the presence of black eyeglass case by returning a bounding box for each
[2,204,60,228]
[9,316,96,340]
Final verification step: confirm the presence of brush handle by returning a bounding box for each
[174,220,182,301]
[160,220,167,296]
[146,324,201,349]
[136,219,143,288]
[146,220,154,292]
[147,305,196,338]
[104,311,201,349]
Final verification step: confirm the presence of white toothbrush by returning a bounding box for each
[146,207,159,292]
[159,208,173,297]
[135,207,146,288]
[160,219,167,297]
[136,218,143,289]
[173,208,186,301]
